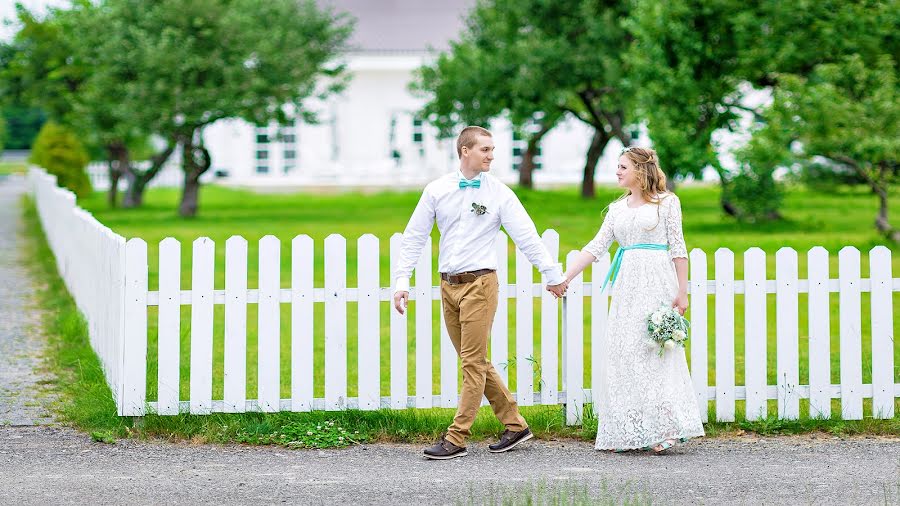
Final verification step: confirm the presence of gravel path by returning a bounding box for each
[0,174,56,426]
[1,426,898,505]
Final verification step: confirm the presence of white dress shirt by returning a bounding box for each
[393,170,564,293]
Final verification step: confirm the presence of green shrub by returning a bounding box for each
[0,116,6,152]
[28,121,92,198]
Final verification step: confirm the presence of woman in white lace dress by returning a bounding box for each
[562,146,705,454]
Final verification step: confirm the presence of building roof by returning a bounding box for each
[322,0,475,54]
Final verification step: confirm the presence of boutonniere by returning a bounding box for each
[471,202,489,216]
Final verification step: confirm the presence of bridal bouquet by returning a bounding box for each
[647,306,690,356]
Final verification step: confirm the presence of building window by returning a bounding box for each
[256,150,268,160]
[630,129,640,141]
[256,133,269,143]
[256,166,269,174]
[412,117,424,143]
[284,150,296,160]
[281,134,296,144]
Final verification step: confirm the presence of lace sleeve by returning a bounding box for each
[664,194,688,260]
[582,206,616,262]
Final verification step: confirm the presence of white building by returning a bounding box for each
[203,0,637,189]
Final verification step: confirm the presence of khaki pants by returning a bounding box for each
[441,271,527,447]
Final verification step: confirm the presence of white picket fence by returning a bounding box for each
[29,168,899,423]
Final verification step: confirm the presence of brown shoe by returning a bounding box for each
[488,428,534,453]
[423,436,468,460]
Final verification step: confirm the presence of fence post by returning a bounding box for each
[120,238,148,416]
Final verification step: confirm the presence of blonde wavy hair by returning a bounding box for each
[610,146,670,229]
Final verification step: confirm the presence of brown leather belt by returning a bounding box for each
[440,268,495,285]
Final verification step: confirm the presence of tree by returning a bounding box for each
[760,55,898,240]
[414,0,634,197]
[107,0,352,217]
[0,116,6,153]
[29,121,92,197]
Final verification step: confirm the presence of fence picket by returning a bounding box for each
[414,236,432,409]
[389,234,408,409]
[744,248,766,421]
[122,238,148,416]
[540,231,560,406]
[291,235,314,412]
[324,235,347,410]
[715,248,736,422]
[839,247,863,419]
[258,235,281,412]
[591,252,610,411]
[870,246,894,419]
[189,238,215,414]
[515,247,534,406]
[564,251,583,425]
[158,238,181,415]
[224,236,248,413]
[358,235,381,410]
[776,247,800,420]
[807,247,830,418]
[689,249,709,423]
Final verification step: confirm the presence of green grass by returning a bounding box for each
[74,183,900,417]
[26,181,900,444]
[0,162,26,175]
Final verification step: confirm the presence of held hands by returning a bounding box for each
[546,280,569,299]
[672,291,689,316]
[393,290,409,315]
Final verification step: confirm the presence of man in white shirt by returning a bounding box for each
[393,126,567,460]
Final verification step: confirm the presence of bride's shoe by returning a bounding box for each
[649,438,678,454]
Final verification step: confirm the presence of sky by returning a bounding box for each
[0,0,65,42]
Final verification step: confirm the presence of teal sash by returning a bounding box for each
[601,243,669,292]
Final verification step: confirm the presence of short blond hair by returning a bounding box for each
[456,126,492,158]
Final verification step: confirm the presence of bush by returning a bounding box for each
[28,121,92,198]
[0,116,6,152]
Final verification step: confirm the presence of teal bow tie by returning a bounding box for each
[459,178,481,189]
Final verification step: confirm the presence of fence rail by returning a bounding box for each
[29,168,899,423]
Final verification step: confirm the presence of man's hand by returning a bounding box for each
[393,290,409,314]
[546,281,568,299]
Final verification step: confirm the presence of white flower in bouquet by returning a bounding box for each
[673,330,687,342]
[664,340,676,350]
[651,312,664,326]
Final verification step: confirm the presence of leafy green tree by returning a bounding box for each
[0,116,6,153]
[29,121,92,198]
[760,55,898,240]
[414,0,633,197]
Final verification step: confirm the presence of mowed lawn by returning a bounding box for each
[77,182,900,418]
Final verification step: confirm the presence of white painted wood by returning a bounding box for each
[869,246,894,419]
[157,238,181,415]
[714,248,736,422]
[121,238,148,416]
[689,249,708,423]
[257,235,281,412]
[839,247,863,419]
[807,247,831,418]
[776,247,800,420]
[439,303,457,408]
[591,252,611,411]
[223,236,248,413]
[540,230,560,406]
[414,236,433,409]
[515,247,534,406]
[189,238,215,415]
[743,248,767,421]
[324,235,348,410]
[291,235,314,412]
[389,233,408,409]
[564,250,583,425]
[357,234,381,410]
[492,232,509,383]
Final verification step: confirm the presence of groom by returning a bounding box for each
[393,126,568,460]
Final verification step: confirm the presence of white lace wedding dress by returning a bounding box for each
[583,193,705,450]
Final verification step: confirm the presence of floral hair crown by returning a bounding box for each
[620,146,654,164]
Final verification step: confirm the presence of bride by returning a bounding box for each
[561,146,705,454]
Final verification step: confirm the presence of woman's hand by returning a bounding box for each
[672,291,689,316]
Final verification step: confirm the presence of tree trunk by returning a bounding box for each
[179,173,201,217]
[105,143,127,208]
[581,129,608,199]
[122,173,146,208]
[178,134,212,218]
[123,140,176,209]
[519,148,535,188]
